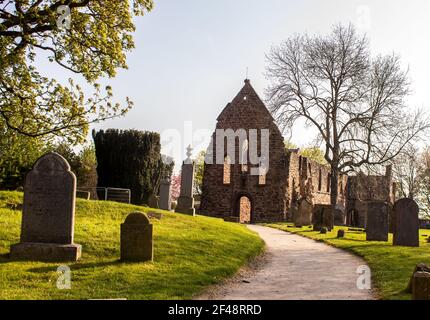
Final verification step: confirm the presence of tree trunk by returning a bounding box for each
[330,166,339,207]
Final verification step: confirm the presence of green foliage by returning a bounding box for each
[194,150,206,196]
[285,141,327,165]
[92,129,174,205]
[52,142,98,189]
[265,223,430,300]
[0,1,153,143]
[0,191,264,299]
[0,125,46,190]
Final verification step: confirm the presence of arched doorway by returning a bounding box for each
[235,195,252,224]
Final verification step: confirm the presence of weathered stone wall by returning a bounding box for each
[285,150,347,221]
[200,80,393,225]
[200,80,289,223]
[346,166,396,227]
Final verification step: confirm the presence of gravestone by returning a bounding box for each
[407,263,430,293]
[175,145,196,216]
[120,212,153,262]
[290,206,298,224]
[337,229,345,238]
[393,198,419,247]
[159,178,172,211]
[366,201,389,242]
[10,152,81,261]
[388,204,395,233]
[412,272,430,300]
[148,194,159,209]
[295,199,313,226]
[313,204,333,231]
[334,209,345,226]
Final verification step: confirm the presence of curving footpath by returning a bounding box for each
[198,225,376,300]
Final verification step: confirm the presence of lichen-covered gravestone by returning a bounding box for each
[120,212,153,262]
[366,201,389,242]
[295,199,312,226]
[393,198,419,247]
[10,152,81,261]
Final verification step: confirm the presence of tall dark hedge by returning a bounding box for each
[92,129,174,205]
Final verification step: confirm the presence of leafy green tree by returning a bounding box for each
[285,141,327,165]
[0,0,153,143]
[194,150,205,196]
[0,123,46,189]
[52,142,97,189]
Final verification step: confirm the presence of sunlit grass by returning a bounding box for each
[263,222,430,300]
[0,191,264,300]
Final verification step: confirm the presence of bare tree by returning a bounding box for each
[418,147,430,218]
[266,24,430,207]
[390,144,421,200]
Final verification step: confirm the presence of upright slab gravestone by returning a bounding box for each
[313,204,334,231]
[121,212,153,262]
[175,146,195,216]
[393,198,419,247]
[10,153,81,261]
[366,201,389,241]
[295,199,313,226]
[159,178,172,211]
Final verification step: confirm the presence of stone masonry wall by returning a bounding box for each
[200,80,289,223]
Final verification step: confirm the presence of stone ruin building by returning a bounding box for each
[200,80,395,225]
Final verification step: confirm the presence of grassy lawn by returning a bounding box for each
[263,222,430,300]
[0,191,264,300]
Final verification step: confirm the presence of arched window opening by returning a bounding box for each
[223,155,231,185]
[241,139,249,173]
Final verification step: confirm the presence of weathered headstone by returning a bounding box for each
[320,227,328,234]
[159,178,172,211]
[337,229,345,238]
[366,201,389,242]
[412,272,430,300]
[289,205,298,223]
[295,199,313,226]
[407,263,430,293]
[393,198,419,247]
[120,212,153,262]
[388,204,395,234]
[334,209,345,226]
[10,152,81,261]
[313,204,333,231]
[175,145,196,216]
[148,194,159,209]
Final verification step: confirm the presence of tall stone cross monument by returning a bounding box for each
[175,145,196,216]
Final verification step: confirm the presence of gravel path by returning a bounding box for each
[197,225,376,300]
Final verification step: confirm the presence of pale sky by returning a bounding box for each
[41,0,430,169]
